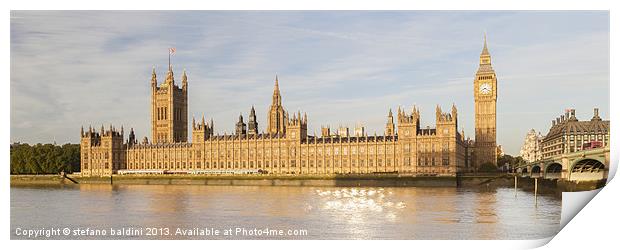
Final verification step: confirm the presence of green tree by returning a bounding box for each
[10,143,81,174]
[498,154,527,168]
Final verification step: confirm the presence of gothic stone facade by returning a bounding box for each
[80,38,498,176]
[121,105,468,176]
[80,125,126,176]
[151,65,188,144]
[81,72,468,176]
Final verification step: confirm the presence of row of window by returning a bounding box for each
[127,156,452,170]
[543,136,609,156]
[128,142,452,160]
[82,162,118,170]
[128,150,451,162]
[569,134,608,140]
[83,152,117,160]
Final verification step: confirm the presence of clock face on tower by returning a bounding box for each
[479,83,492,94]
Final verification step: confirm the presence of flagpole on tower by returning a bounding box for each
[168,47,176,71]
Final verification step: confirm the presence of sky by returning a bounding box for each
[10,11,609,155]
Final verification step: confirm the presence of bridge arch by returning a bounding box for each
[530,165,543,178]
[569,158,606,182]
[544,163,563,174]
[571,158,605,173]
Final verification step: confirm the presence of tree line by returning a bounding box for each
[497,154,527,169]
[10,143,80,174]
[478,154,527,172]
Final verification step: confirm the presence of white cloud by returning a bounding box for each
[11,11,609,156]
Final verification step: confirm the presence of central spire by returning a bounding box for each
[272,74,281,105]
[268,74,287,135]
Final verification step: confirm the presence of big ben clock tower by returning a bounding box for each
[474,34,497,168]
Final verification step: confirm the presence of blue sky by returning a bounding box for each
[10,11,609,155]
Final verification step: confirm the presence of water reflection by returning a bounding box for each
[314,188,406,222]
[473,190,498,239]
[11,184,561,240]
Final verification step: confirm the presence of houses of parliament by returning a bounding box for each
[79,37,498,176]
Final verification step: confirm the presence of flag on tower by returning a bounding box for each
[168,48,176,69]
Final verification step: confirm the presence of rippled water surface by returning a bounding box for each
[11,184,561,239]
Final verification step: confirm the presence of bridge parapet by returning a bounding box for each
[514,146,609,182]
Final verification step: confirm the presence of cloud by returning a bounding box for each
[10,11,609,155]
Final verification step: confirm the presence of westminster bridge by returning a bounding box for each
[514,146,610,182]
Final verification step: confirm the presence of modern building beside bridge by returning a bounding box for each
[517,108,610,182]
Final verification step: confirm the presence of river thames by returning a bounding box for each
[10,184,560,240]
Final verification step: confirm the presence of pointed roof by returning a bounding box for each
[271,74,283,108]
[274,74,280,93]
[481,32,490,55]
[477,33,495,73]
[250,105,257,121]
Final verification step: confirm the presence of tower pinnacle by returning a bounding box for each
[385,108,395,136]
[151,67,157,86]
[161,63,174,88]
[182,69,188,88]
[478,33,493,68]
[481,32,490,55]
